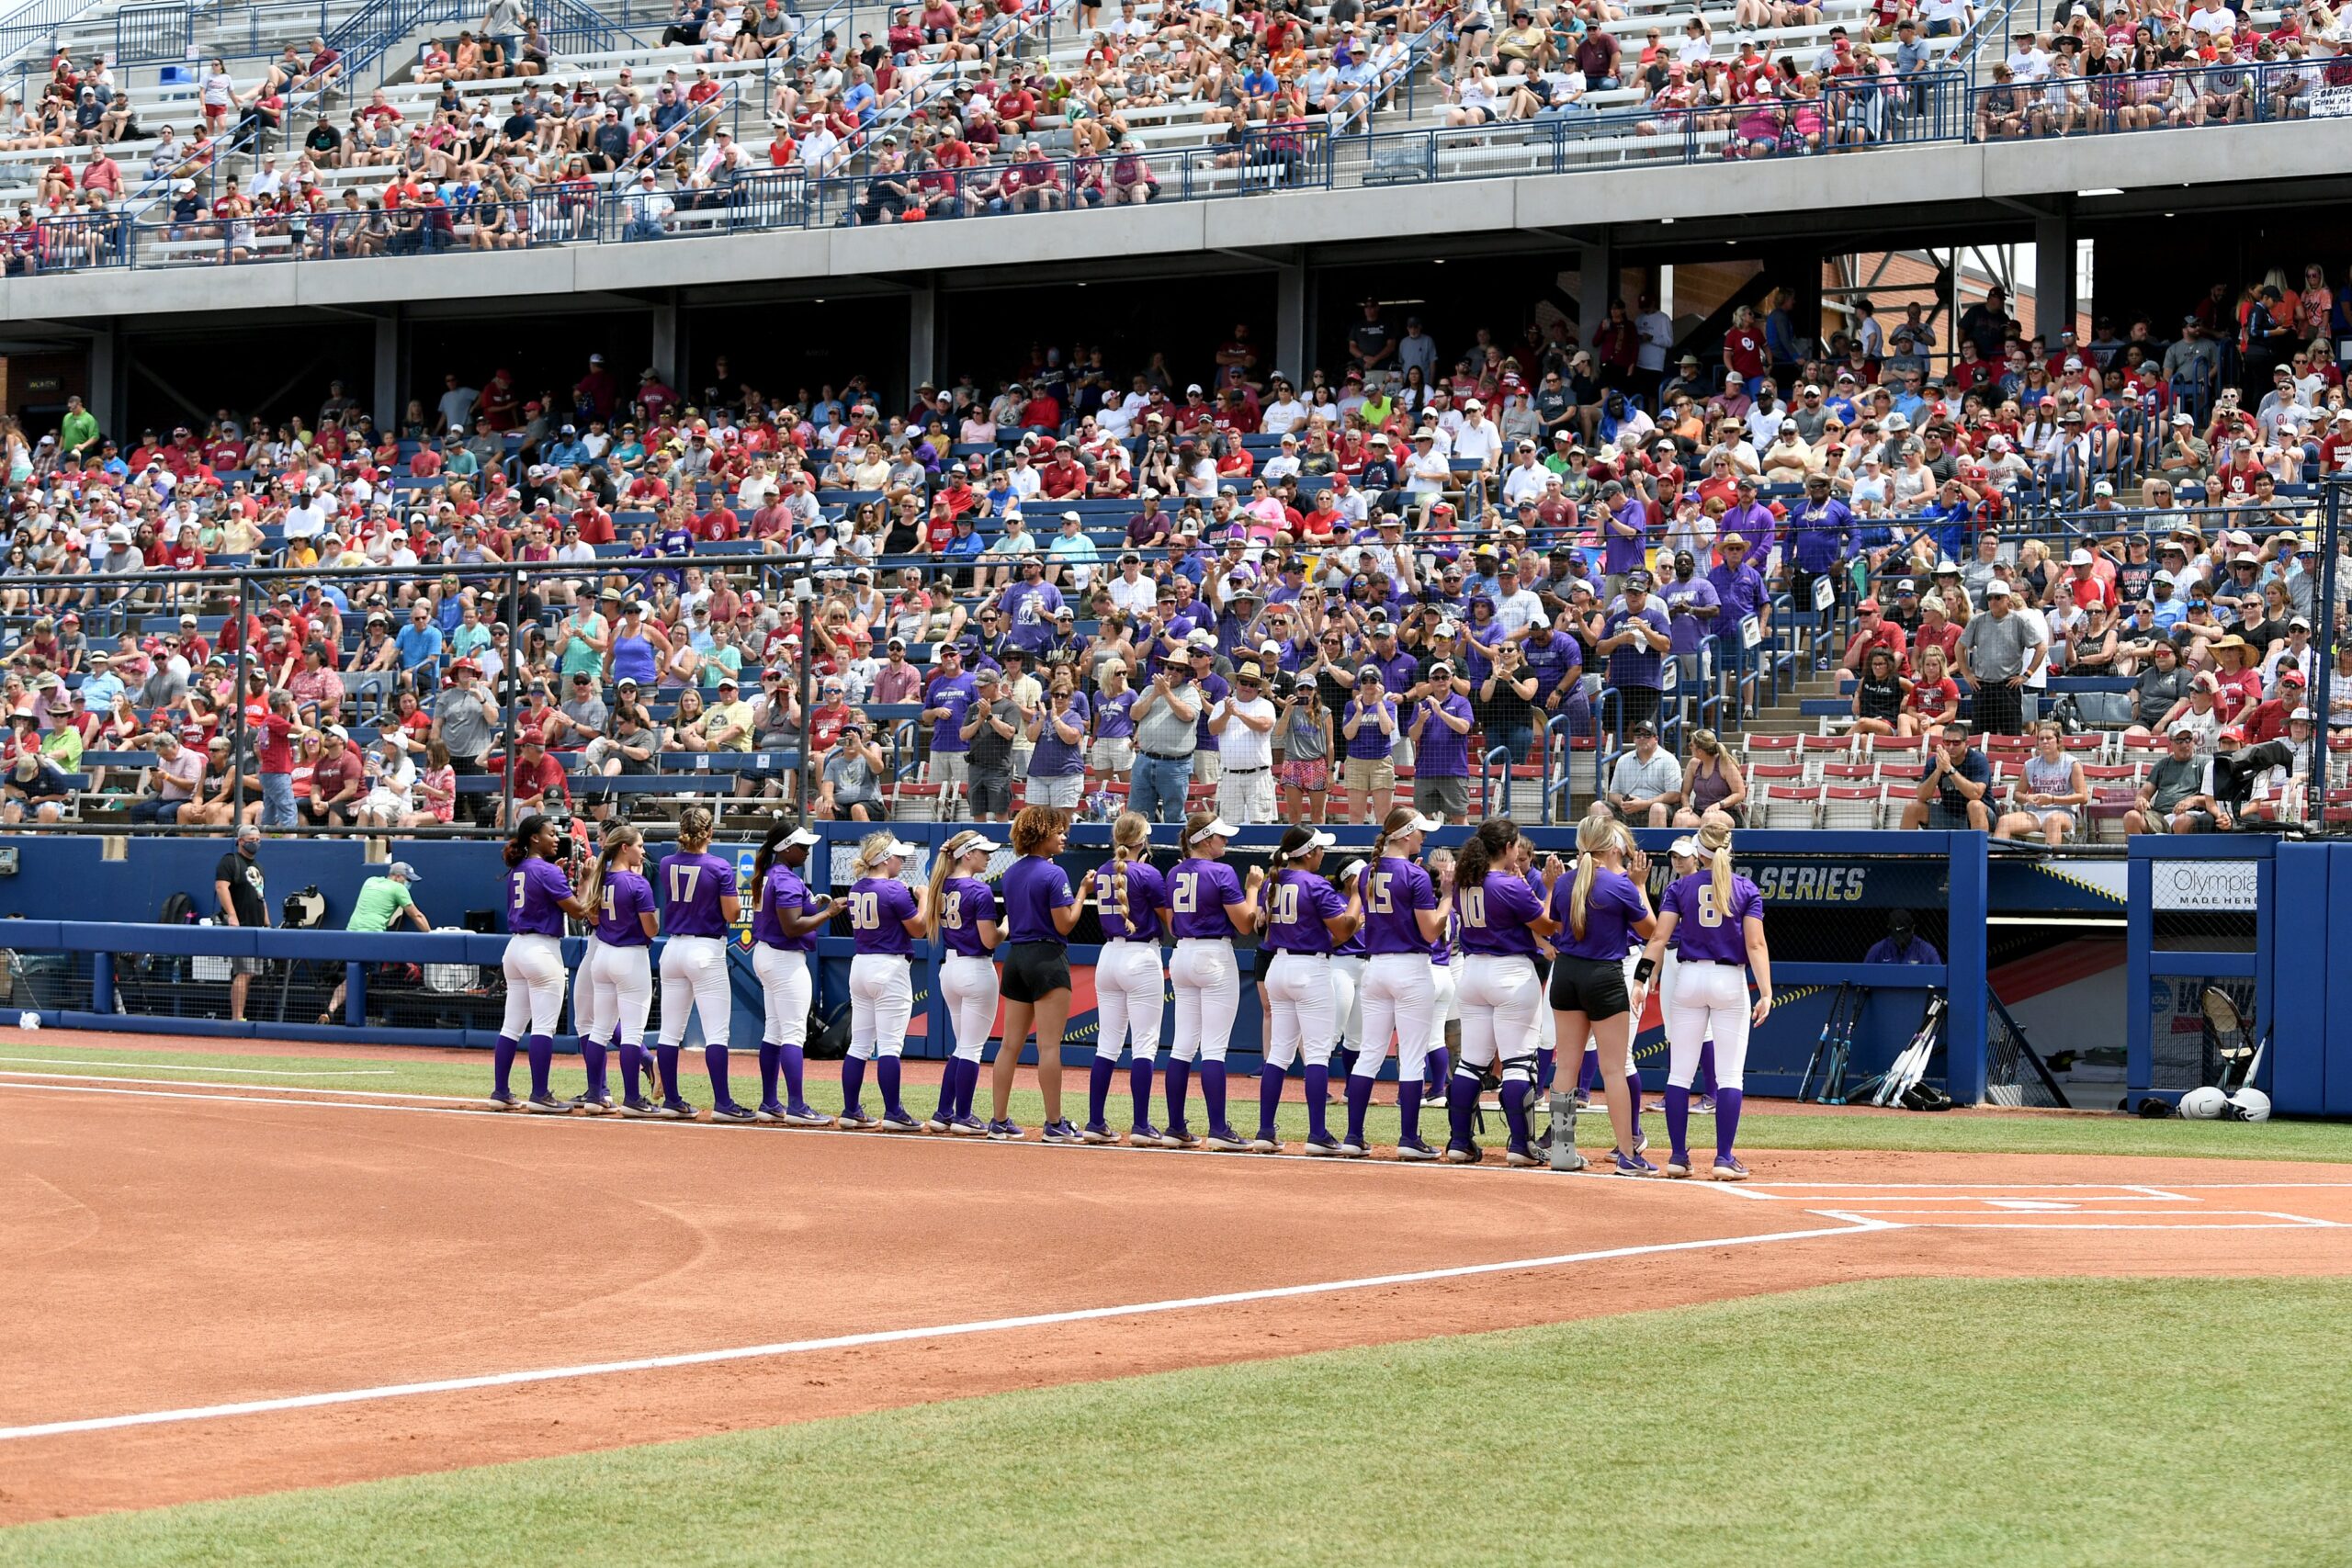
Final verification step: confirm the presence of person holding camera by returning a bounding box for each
[816,721,888,822]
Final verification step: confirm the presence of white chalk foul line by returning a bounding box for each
[0,1056,395,1077]
[0,1068,429,1097]
[0,1215,1896,1442]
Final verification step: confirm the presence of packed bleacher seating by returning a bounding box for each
[0,263,2346,840]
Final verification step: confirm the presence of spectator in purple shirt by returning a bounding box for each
[1717,477,1779,566]
[1408,660,1476,821]
[1599,570,1673,736]
[1657,549,1723,692]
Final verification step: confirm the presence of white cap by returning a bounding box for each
[2068,548,2094,565]
[1668,836,1698,858]
[2291,706,2315,721]
[1187,816,1239,845]
[784,827,823,848]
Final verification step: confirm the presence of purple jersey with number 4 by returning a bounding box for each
[1459,872,1545,956]
[658,851,736,938]
[1170,858,1244,940]
[1096,856,1167,942]
[752,863,821,953]
[1661,871,1763,965]
[851,876,920,954]
[594,869,656,947]
[1001,855,1076,945]
[1548,865,1649,960]
[1264,868,1347,953]
[938,875,998,958]
[508,856,573,936]
[1358,857,1435,954]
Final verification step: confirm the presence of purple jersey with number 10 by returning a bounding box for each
[1170,858,1244,939]
[937,875,998,958]
[1263,868,1347,953]
[851,876,921,954]
[658,851,737,938]
[1458,871,1544,956]
[1096,856,1168,942]
[1358,856,1435,954]
[508,855,573,936]
[594,869,656,947]
[1661,871,1764,965]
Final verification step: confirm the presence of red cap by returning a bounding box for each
[1857,597,1881,613]
[2219,727,2245,743]
[519,728,546,747]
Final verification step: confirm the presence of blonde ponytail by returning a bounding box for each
[1568,814,1618,942]
[1698,810,1735,917]
[1110,810,1148,928]
[851,829,899,880]
[581,823,640,918]
[926,829,981,924]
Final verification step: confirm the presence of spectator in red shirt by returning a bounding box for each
[499,730,571,827]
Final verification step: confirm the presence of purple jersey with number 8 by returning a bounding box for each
[658,851,736,938]
[1661,872,1764,965]
[508,856,573,936]
[594,869,656,947]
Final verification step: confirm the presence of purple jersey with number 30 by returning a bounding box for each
[1263,868,1347,953]
[594,869,656,947]
[1170,858,1244,939]
[658,851,736,938]
[1458,872,1544,956]
[851,876,920,954]
[1358,857,1435,954]
[937,875,998,957]
[508,856,573,936]
[1661,871,1764,965]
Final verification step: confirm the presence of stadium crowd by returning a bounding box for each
[0,271,2347,840]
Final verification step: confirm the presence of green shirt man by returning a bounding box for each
[58,398,98,460]
[347,864,430,933]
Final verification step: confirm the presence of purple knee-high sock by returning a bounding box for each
[1164,1060,1192,1133]
[1665,1083,1691,1164]
[956,1056,981,1120]
[1304,1064,1330,1140]
[1201,1061,1229,1132]
[619,1041,645,1100]
[582,1036,607,1101]
[526,1034,554,1100]
[1448,1070,1478,1148]
[493,1034,518,1097]
[655,1045,683,1102]
[759,1043,782,1107]
[1425,1045,1452,1096]
[1129,1055,1155,1128]
[933,1057,961,1121]
[1088,1055,1117,1126]
[1696,1040,1718,1097]
[1498,1077,1533,1150]
[1344,1072,1375,1145]
[1397,1079,1424,1144]
[1577,1046,1600,1096]
[1534,1044,1556,1092]
[705,1044,733,1109]
[841,1055,867,1115]
[1715,1088,1745,1160]
[779,1043,807,1108]
[1257,1064,1285,1140]
[877,1056,903,1116]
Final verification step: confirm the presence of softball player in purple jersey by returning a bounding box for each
[751,820,836,1127]
[654,807,749,1122]
[1253,824,1361,1155]
[496,813,595,1113]
[1087,810,1170,1146]
[1548,816,1660,1175]
[989,806,1097,1143]
[580,824,659,1116]
[1166,811,1266,1151]
[1341,807,1452,1159]
[1329,894,1367,1081]
[1422,847,1459,1110]
[922,829,1001,1136]
[842,831,930,1131]
[1661,837,1719,1114]
[1637,812,1771,1179]
[1447,818,1564,1166]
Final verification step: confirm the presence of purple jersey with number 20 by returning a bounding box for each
[1660,871,1764,965]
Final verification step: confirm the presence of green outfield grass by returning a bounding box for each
[2,1036,2347,1163]
[5,1277,2345,1567]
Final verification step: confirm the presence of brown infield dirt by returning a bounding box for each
[3,1036,2350,1526]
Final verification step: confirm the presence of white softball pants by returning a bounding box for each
[1262,951,1337,1070]
[1667,960,1752,1091]
[1428,961,1459,1065]
[586,940,654,1046]
[1169,938,1239,1065]
[849,952,914,1062]
[753,944,812,1047]
[501,932,568,1038]
[1330,953,1366,1055]
[658,933,732,1049]
[1457,953,1544,1070]
[1352,952,1436,1081]
[939,953,1001,1063]
[1092,940,1165,1064]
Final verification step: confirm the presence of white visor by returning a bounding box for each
[1403,812,1444,833]
[1187,817,1239,845]
[1304,829,1338,850]
[956,837,1002,855]
[784,827,823,849]
[1668,837,1698,858]
[886,840,922,858]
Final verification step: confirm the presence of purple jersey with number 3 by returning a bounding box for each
[1097,857,1167,942]
[1661,871,1763,965]
[938,875,998,958]
[508,856,573,936]
[752,863,821,953]
[1548,865,1649,960]
[594,869,656,947]
[1263,868,1347,953]
[1170,858,1244,939]
[658,851,736,938]
[1458,872,1544,956]
[851,876,920,954]
[1358,857,1435,954]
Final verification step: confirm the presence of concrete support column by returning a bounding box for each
[371,309,401,433]
[2034,213,2076,345]
[1782,250,1823,363]
[906,283,938,405]
[650,300,680,388]
[1274,261,1307,382]
[1576,230,1618,348]
[88,324,120,441]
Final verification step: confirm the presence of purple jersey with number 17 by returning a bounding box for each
[594,869,656,947]
[1358,856,1435,954]
[658,851,737,938]
[508,855,573,936]
[1662,871,1764,965]
[1169,858,1244,939]
[1458,871,1544,956]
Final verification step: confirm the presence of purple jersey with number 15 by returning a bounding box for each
[508,855,573,936]
[594,869,656,947]
[1170,858,1243,939]
[1662,871,1764,965]
[1358,856,1435,954]
[658,851,737,938]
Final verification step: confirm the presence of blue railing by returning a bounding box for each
[0,0,105,70]
[1969,57,2335,140]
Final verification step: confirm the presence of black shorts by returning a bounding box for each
[1548,953,1631,1021]
[999,939,1071,1003]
